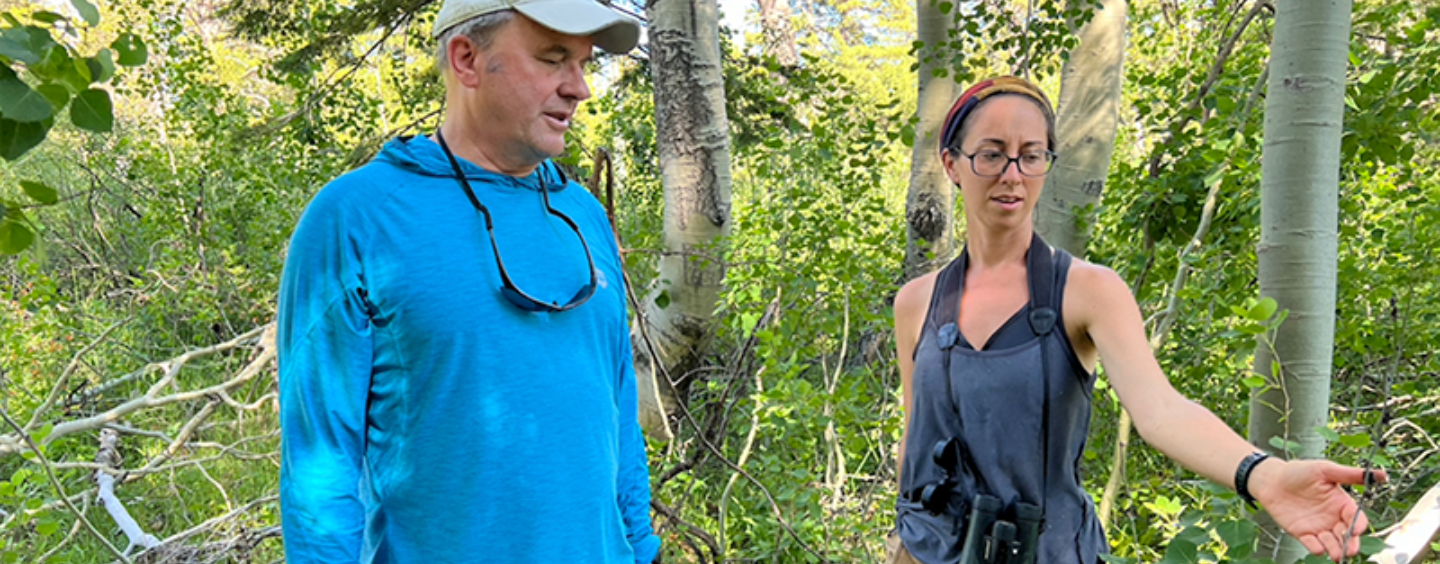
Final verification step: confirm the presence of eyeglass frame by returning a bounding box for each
[435,130,598,313]
[952,148,1059,178]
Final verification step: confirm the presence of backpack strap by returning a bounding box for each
[1026,232,1058,337]
[926,249,968,353]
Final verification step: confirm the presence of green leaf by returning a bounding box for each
[70,0,100,26]
[31,11,65,24]
[70,88,112,132]
[31,422,54,442]
[1359,536,1386,555]
[36,83,69,110]
[93,49,115,82]
[1242,375,1267,389]
[111,33,147,66]
[35,520,58,536]
[653,289,670,309]
[1339,433,1373,449]
[0,217,34,254]
[1176,526,1209,546]
[1159,538,1200,564]
[1315,426,1340,443]
[0,117,49,161]
[71,53,91,83]
[0,76,55,122]
[0,37,39,65]
[1248,297,1278,321]
[1216,519,1256,546]
[20,181,57,205]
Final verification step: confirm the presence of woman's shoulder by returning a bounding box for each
[895,270,941,324]
[1063,257,1139,319]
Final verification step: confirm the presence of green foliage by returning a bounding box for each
[0,1,145,254]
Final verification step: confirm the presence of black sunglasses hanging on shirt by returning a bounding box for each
[435,130,597,313]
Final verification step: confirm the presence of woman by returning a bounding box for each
[888,76,1383,564]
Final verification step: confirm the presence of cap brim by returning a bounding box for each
[515,0,641,53]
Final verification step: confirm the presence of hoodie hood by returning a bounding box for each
[375,135,571,193]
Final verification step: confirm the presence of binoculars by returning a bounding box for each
[910,438,1044,564]
[957,494,1043,564]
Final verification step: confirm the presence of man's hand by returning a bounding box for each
[1250,458,1388,562]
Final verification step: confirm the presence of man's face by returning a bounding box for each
[465,15,594,168]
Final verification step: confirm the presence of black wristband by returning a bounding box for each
[1234,451,1271,508]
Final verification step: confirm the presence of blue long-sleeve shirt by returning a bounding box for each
[277,135,660,564]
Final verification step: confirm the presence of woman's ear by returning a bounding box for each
[940,149,964,185]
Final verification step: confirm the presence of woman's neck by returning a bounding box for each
[965,223,1033,270]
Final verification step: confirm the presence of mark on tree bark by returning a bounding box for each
[907,191,946,243]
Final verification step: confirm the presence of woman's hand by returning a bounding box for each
[1250,458,1388,561]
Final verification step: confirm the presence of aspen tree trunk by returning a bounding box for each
[1038,0,1126,256]
[637,0,734,440]
[903,0,961,280]
[757,0,799,66]
[1247,1,1352,561]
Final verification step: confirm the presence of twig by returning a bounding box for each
[26,317,132,432]
[652,498,719,563]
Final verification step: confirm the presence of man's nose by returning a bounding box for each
[561,63,591,101]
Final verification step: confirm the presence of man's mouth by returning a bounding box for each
[543,111,572,128]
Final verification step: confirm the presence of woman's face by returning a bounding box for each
[941,95,1051,233]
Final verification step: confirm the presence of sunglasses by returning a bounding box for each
[436,130,597,313]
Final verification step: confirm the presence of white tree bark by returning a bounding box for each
[638,0,734,439]
[904,0,961,280]
[757,0,799,66]
[1037,0,1127,256]
[1248,1,1353,561]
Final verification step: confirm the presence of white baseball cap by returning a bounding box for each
[432,0,642,54]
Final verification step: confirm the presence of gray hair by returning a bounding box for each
[435,10,516,71]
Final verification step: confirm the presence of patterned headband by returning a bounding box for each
[938,76,1054,154]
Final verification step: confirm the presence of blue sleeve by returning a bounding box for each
[604,216,660,564]
[276,191,373,563]
[617,330,661,564]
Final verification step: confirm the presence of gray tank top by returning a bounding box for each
[896,234,1107,564]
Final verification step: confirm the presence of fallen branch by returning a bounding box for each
[0,323,274,456]
[95,429,162,555]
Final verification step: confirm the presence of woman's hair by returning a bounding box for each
[939,76,1057,154]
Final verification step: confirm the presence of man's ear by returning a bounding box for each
[446,35,484,89]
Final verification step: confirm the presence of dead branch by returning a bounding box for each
[0,323,275,456]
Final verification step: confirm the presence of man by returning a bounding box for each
[276,0,661,562]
